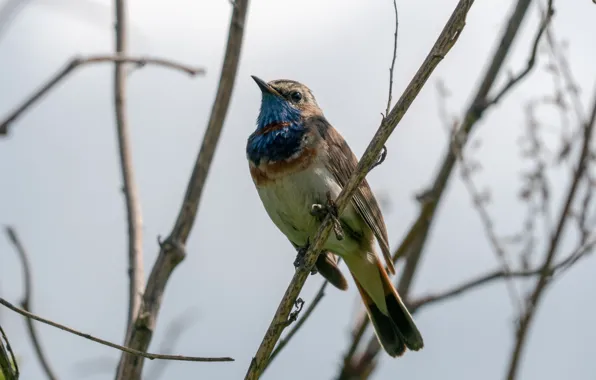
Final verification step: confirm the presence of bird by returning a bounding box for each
[245,76,423,357]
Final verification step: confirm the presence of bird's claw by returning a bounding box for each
[310,192,344,241]
[293,239,310,269]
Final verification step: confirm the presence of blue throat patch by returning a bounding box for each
[246,93,305,165]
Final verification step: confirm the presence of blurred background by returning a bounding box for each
[1,0,595,379]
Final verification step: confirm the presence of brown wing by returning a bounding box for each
[315,117,395,275]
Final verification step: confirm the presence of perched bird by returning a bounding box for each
[246,76,423,357]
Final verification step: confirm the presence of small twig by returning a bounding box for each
[0,325,19,380]
[409,236,595,313]
[6,226,58,380]
[0,298,233,363]
[115,1,250,378]
[0,55,205,136]
[244,1,475,379]
[485,0,554,107]
[112,0,145,352]
[385,0,399,116]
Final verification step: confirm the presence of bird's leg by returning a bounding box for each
[293,237,311,270]
[310,192,344,241]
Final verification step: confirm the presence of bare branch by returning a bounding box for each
[115,1,250,378]
[0,298,233,363]
[112,0,145,349]
[409,235,596,313]
[0,325,19,380]
[505,82,596,380]
[385,0,398,116]
[337,0,535,375]
[485,1,554,107]
[244,1,475,378]
[0,55,205,136]
[5,227,58,380]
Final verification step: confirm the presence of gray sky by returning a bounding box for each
[1,0,595,379]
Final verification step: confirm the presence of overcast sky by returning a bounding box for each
[1,0,595,379]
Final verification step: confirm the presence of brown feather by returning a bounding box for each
[313,117,395,274]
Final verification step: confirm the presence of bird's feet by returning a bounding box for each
[293,239,318,274]
[310,192,344,241]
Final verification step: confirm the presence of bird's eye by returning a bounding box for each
[290,91,302,102]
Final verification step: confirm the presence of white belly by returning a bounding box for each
[256,163,362,255]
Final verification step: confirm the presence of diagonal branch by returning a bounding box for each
[5,227,58,380]
[114,1,250,378]
[244,1,475,379]
[337,0,536,376]
[0,298,233,363]
[505,82,596,380]
[409,233,596,314]
[113,0,145,348]
[0,55,205,136]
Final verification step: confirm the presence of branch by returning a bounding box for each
[113,0,145,348]
[485,1,554,107]
[337,0,535,375]
[0,325,18,380]
[244,1,475,378]
[409,235,596,313]
[385,0,398,117]
[5,227,58,380]
[0,55,205,136]
[0,298,233,363]
[505,82,596,380]
[114,1,250,378]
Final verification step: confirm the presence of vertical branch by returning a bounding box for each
[6,227,58,380]
[113,0,145,337]
[115,1,250,378]
[385,0,399,117]
[505,83,596,380]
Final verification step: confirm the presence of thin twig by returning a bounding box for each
[0,298,233,363]
[385,0,399,117]
[505,82,596,380]
[0,325,19,380]
[409,235,596,313]
[0,55,205,136]
[337,0,534,376]
[244,2,475,379]
[485,0,554,107]
[114,1,250,378]
[113,0,145,349]
[5,227,58,380]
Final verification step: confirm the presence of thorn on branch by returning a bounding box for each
[368,145,388,173]
[277,298,305,329]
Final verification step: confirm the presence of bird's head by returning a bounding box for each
[251,76,322,129]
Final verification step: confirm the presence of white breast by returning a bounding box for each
[257,161,340,247]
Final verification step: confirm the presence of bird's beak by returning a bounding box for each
[251,75,280,96]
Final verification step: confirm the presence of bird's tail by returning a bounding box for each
[344,252,423,357]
